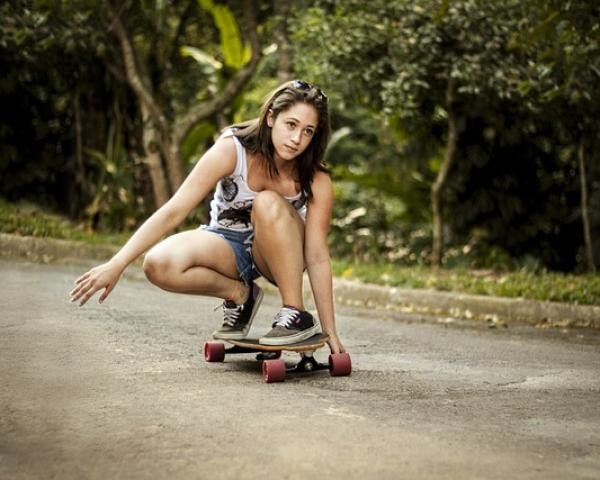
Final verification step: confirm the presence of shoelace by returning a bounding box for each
[273,307,300,328]
[215,302,243,327]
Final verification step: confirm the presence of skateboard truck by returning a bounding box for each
[291,352,326,373]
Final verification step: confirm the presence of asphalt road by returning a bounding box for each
[1,260,599,479]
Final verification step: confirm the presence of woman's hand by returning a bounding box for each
[70,259,125,306]
[327,332,346,355]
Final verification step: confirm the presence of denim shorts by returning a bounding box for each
[199,225,262,285]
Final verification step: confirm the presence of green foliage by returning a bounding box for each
[329,180,431,264]
[180,45,224,72]
[84,123,149,231]
[0,0,112,211]
[1,0,598,275]
[0,0,257,227]
[292,0,600,272]
[198,0,251,68]
[0,0,149,233]
[445,106,589,271]
[181,121,218,164]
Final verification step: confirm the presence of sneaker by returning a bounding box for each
[259,306,320,345]
[212,282,263,340]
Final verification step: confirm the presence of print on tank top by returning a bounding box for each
[208,130,307,232]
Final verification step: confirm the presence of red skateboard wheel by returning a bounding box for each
[262,358,286,383]
[204,342,225,362]
[329,353,352,376]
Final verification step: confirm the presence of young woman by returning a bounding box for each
[70,80,345,354]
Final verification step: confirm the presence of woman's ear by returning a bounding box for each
[267,109,274,127]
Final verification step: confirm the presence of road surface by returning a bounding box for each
[1,260,599,479]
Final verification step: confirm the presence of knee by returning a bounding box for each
[251,191,291,226]
[142,250,171,286]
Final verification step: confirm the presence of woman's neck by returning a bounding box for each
[272,153,296,177]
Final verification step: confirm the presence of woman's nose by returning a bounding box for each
[291,129,301,144]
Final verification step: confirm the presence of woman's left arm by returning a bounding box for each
[304,171,346,354]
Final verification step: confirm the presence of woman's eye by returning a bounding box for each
[304,128,315,137]
[286,122,296,129]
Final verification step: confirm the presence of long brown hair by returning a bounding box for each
[230,80,330,199]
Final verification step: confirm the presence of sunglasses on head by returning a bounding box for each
[291,79,328,103]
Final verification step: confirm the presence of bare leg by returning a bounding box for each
[143,229,248,304]
[251,191,305,310]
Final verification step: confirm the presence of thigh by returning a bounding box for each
[146,229,240,280]
[251,201,305,281]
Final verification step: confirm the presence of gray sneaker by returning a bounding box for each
[259,307,320,345]
[212,282,263,340]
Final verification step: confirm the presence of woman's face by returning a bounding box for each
[267,102,318,162]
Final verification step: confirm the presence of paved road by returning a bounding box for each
[1,260,599,479]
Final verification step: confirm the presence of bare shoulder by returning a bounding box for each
[207,133,237,162]
[211,132,237,154]
[192,132,237,178]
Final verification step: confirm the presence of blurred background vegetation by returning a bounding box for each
[1,0,598,286]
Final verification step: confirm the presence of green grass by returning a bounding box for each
[2,198,599,306]
[0,198,129,246]
[332,260,600,306]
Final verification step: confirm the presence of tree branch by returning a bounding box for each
[578,140,596,272]
[108,1,169,134]
[274,0,292,82]
[431,78,459,266]
[173,0,262,145]
[167,0,196,68]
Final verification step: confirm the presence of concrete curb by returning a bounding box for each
[2,233,598,329]
[330,279,600,329]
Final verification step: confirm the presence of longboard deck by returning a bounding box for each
[227,333,329,352]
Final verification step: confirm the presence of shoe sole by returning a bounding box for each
[212,285,264,340]
[258,323,320,346]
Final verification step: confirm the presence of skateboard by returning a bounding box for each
[203,333,352,383]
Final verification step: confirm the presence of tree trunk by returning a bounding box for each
[578,140,596,272]
[72,86,85,217]
[110,0,261,202]
[141,105,170,207]
[431,80,459,267]
[110,4,171,207]
[274,0,292,82]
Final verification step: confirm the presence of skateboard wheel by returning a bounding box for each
[204,342,225,362]
[262,359,286,383]
[329,353,352,376]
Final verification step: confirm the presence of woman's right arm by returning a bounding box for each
[70,136,237,306]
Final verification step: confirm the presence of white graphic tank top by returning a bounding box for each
[208,130,308,232]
